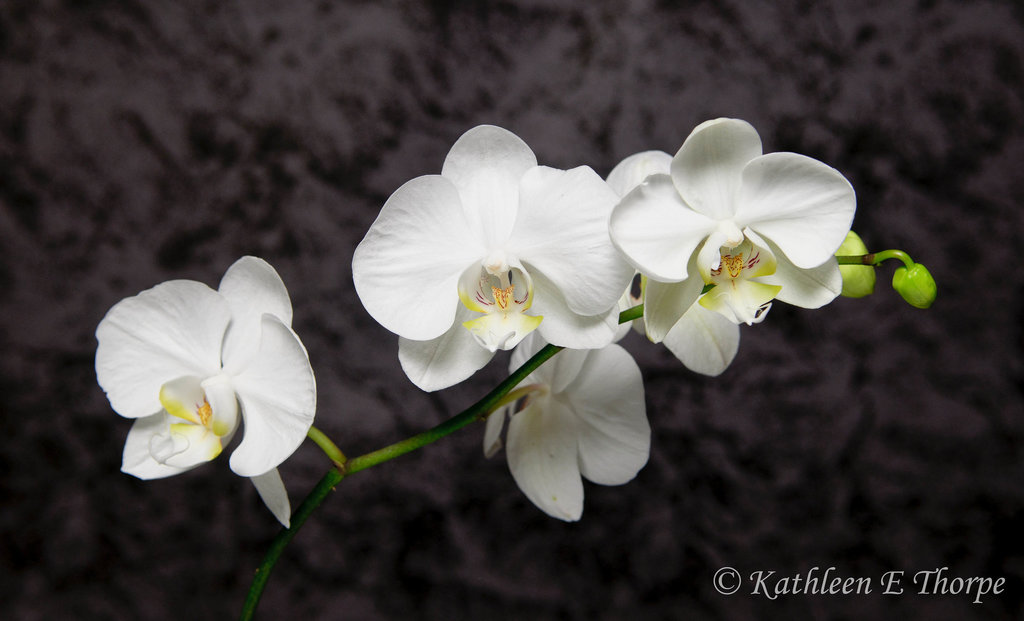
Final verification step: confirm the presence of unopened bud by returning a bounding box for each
[837,231,875,298]
[892,263,936,309]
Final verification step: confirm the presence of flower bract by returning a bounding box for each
[95,256,316,526]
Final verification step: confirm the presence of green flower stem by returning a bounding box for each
[344,342,563,476]
[481,383,545,418]
[239,468,343,620]
[619,303,644,323]
[306,425,347,470]
[836,250,915,270]
[239,304,644,620]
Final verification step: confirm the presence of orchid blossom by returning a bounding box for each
[484,333,649,521]
[609,118,855,374]
[95,257,316,527]
[605,148,740,375]
[352,125,634,391]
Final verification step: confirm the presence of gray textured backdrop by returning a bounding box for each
[3,1,1024,619]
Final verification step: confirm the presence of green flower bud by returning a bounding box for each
[837,231,875,298]
[892,263,937,309]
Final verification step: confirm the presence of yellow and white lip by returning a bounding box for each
[458,261,543,352]
[698,236,782,325]
[151,374,239,467]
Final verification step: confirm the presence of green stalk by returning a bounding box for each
[836,250,915,270]
[305,425,347,470]
[239,305,645,619]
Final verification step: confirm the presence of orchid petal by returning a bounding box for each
[509,166,633,316]
[735,152,856,269]
[610,174,716,282]
[642,253,704,343]
[352,175,484,341]
[546,344,589,395]
[441,125,537,248]
[530,269,619,350]
[397,305,496,392]
[96,280,229,419]
[506,400,584,522]
[662,304,740,376]
[483,408,507,459]
[219,257,294,371]
[565,345,649,486]
[671,118,762,220]
[250,469,291,528]
[606,150,673,197]
[513,332,588,395]
[756,235,842,308]
[229,316,316,477]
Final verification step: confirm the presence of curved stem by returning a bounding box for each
[345,342,562,475]
[836,250,915,270]
[238,469,343,620]
[239,305,643,619]
[306,425,347,470]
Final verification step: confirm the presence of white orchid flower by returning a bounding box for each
[609,118,855,371]
[604,148,739,375]
[352,125,634,392]
[95,257,316,527]
[483,333,650,522]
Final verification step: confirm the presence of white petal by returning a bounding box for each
[509,166,633,316]
[671,118,762,220]
[530,269,619,350]
[756,234,842,308]
[229,316,317,477]
[352,175,484,341]
[121,413,197,480]
[250,469,291,528]
[506,400,584,522]
[642,253,704,343]
[606,150,673,197]
[514,331,587,394]
[441,125,537,248]
[735,152,856,269]
[662,304,740,376]
[564,344,650,486]
[483,408,507,458]
[96,280,229,419]
[609,174,717,282]
[397,305,496,391]
[219,257,295,370]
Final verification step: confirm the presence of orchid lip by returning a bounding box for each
[458,261,543,351]
[152,374,239,466]
[699,237,782,325]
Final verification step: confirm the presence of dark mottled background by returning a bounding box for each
[3,1,1023,619]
